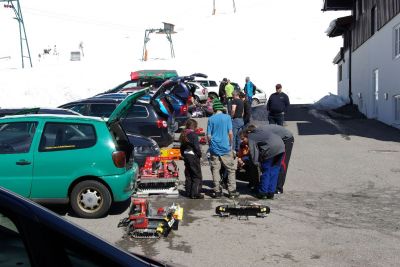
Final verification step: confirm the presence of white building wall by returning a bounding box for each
[337,50,350,103]
[351,12,400,129]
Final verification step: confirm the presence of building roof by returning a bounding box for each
[325,15,353,37]
[322,0,353,11]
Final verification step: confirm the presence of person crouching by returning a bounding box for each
[179,119,204,199]
[240,125,284,199]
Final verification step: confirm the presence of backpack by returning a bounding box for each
[252,83,257,95]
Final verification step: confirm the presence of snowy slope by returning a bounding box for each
[0,0,349,107]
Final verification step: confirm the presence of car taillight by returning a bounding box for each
[202,88,206,95]
[180,105,188,114]
[157,119,168,128]
[112,151,126,168]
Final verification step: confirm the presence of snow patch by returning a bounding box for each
[312,93,348,111]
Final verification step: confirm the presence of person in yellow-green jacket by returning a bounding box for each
[225,79,235,114]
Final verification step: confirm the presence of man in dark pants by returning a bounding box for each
[239,92,251,125]
[219,78,227,104]
[256,124,294,194]
[267,83,290,126]
[241,125,284,199]
[180,119,203,199]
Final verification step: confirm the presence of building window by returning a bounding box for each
[394,95,400,121]
[371,6,377,35]
[395,24,400,58]
[338,64,343,82]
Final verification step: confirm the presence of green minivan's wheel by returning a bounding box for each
[70,180,112,218]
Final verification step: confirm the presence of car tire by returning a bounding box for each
[70,180,112,218]
[252,98,260,106]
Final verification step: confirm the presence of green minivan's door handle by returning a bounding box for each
[16,160,31,166]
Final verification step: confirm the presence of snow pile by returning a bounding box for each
[0,0,349,108]
[312,93,348,110]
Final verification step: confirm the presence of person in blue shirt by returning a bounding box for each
[244,77,256,104]
[207,98,239,199]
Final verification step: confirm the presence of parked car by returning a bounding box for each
[0,105,158,168]
[59,97,176,147]
[228,83,266,105]
[230,82,242,91]
[0,90,151,218]
[187,81,209,103]
[0,107,81,117]
[194,79,219,99]
[97,69,178,95]
[151,77,195,127]
[252,88,268,105]
[128,133,160,167]
[0,186,167,266]
[94,93,129,99]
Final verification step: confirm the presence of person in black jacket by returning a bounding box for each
[218,78,227,104]
[179,119,204,199]
[266,83,290,126]
[239,92,251,125]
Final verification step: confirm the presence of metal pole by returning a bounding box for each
[17,1,33,67]
[142,30,148,61]
[213,0,216,15]
[166,32,175,58]
[16,11,24,68]
[233,0,236,13]
[3,0,33,68]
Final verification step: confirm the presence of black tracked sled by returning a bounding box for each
[215,201,270,219]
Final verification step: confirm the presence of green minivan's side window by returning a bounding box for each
[0,122,37,154]
[39,123,97,152]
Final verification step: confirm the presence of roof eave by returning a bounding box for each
[322,0,353,11]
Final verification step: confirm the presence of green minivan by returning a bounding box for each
[0,89,148,218]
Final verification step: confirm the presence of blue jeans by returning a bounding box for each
[268,113,284,126]
[259,153,284,194]
[232,118,244,152]
[247,95,253,105]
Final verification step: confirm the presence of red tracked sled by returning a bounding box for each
[134,156,179,197]
[118,198,183,239]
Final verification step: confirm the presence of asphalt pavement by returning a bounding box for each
[65,104,400,267]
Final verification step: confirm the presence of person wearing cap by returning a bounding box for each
[267,83,290,126]
[206,98,239,199]
[218,78,227,104]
